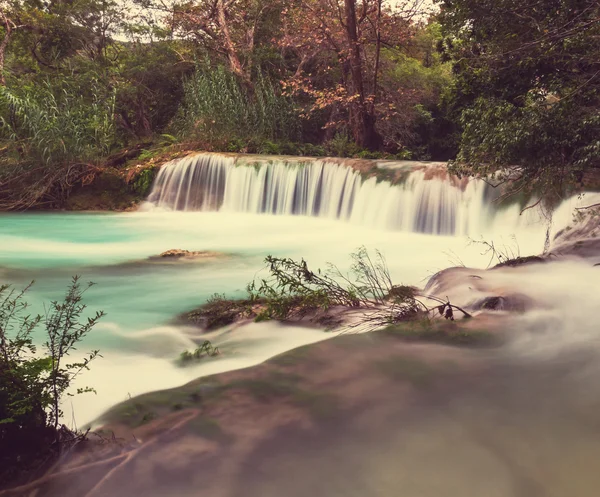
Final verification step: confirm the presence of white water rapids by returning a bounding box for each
[144,153,512,235]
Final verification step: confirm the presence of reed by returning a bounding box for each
[0,79,116,168]
[173,66,300,146]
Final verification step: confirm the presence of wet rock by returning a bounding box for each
[492,256,546,269]
[549,210,600,259]
[180,297,265,331]
[149,249,225,261]
[473,294,533,313]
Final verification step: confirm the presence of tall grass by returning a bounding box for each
[0,79,116,168]
[173,66,300,146]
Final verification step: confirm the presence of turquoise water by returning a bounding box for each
[0,210,551,423]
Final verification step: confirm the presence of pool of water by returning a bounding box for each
[0,210,553,424]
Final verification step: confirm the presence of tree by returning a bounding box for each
[141,0,286,85]
[280,0,432,149]
[438,0,600,201]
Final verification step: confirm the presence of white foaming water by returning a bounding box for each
[145,153,515,235]
[146,153,600,236]
[69,321,331,427]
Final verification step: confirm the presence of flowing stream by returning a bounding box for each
[0,153,596,429]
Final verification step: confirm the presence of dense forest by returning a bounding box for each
[0,0,598,209]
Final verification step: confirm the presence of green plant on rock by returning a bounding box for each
[187,293,258,330]
[179,340,220,365]
[247,248,472,329]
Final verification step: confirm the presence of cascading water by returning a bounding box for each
[143,152,600,239]
[144,153,510,235]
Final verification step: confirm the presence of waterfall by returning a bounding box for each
[144,153,532,236]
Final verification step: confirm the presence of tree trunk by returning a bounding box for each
[0,12,13,86]
[343,0,380,149]
[216,0,251,86]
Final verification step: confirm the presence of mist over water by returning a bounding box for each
[0,155,598,434]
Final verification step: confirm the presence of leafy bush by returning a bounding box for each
[299,143,327,157]
[131,167,158,197]
[248,248,416,321]
[247,248,472,329]
[0,277,103,485]
[259,140,282,155]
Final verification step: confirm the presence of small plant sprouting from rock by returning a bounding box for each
[179,340,220,365]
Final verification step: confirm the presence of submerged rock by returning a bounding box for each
[150,249,226,261]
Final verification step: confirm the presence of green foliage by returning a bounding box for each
[0,79,116,167]
[244,248,472,330]
[452,97,600,196]
[298,143,327,157]
[440,0,600,197]
[179,341,220,365]
[376,40,457,159]
[259,140,282,155]
[131,167,157,197]
[173,65,300,147]
[0,277,103,483]
[325,132,361,158]
[247,247,422,322]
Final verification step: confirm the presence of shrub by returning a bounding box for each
[247,248,472,328]
[299,143,327,157]
[0,277,104,485]
[131,167,158,197]
[325,132,360,158]
[258,140,282,155]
